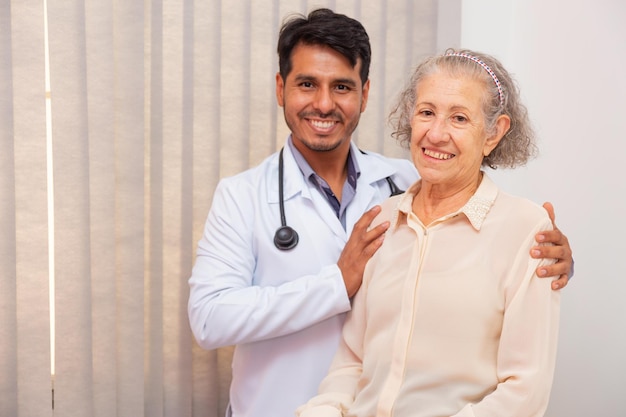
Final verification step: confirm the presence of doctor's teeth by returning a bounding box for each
[311,120,335,129]
[424,149,453,160]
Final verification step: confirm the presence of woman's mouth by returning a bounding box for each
[423,148,455,160]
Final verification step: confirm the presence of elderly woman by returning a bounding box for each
[296,49,561,417]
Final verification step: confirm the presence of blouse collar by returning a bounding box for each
[393,172,498,231]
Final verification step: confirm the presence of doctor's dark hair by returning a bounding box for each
[388,48,538,169]
[277,8,371,85]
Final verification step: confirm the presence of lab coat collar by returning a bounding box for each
[268,137,400,205]
[265,140,309,204]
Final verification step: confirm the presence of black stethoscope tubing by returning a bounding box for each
[274,148,300,250]
[273,147,404,251]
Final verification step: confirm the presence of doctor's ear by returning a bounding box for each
[276,73,285,107]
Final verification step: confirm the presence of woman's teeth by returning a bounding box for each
[424,149,454,160]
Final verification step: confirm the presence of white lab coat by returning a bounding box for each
[188,139,418,417]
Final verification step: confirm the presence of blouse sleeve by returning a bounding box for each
[452,217,561,417]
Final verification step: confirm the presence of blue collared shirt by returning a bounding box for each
[287,138,359,230]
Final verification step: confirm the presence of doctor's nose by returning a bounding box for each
[312,87,335,114]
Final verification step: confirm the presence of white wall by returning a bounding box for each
[460,1,626,416]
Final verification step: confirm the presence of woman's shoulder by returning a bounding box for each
[493,190,553,231]
[369,194,405,230]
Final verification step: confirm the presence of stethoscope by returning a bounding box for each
[274,147,405,250]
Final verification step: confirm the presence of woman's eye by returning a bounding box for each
[453,115,467,123]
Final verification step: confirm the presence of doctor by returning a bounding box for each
[187,8,573,417]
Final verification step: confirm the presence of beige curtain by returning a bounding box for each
[0,1,442,416]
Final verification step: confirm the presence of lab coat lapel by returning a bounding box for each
[278,145,348,242]
[268,143,400,243]
[344,144,398,236]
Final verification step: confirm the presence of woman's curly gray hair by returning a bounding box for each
[388,48,538,169]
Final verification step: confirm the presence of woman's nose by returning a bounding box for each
[427,117,450,143]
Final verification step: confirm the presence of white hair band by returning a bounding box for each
[446,52,505,106]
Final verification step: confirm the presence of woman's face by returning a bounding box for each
[409,72,507,190]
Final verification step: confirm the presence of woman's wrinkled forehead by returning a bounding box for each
[442,53,504,105]
[416,61,495,105]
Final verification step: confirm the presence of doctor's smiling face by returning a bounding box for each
[276,43,370,156]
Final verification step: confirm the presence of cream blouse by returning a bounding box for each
[297,174,561,417]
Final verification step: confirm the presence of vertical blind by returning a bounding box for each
[0,1,444,416]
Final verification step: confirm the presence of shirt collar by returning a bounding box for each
[393,172,498,231]
[286,136,361,188]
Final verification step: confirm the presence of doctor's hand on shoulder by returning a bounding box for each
[532,202,574,290]
[338,205,390,298]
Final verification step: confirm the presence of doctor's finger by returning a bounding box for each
[355,205,382,231]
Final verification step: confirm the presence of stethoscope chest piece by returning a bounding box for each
[274,225,299,250]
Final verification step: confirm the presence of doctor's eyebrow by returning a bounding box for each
[292,74,359,89]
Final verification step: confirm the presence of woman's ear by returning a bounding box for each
[484,114,511,156]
